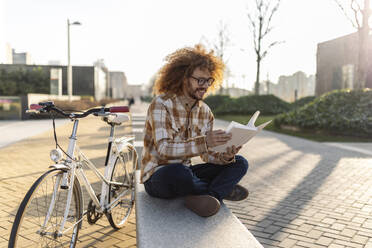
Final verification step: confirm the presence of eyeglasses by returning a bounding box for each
[190,75,215,87]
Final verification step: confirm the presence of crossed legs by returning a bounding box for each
[144,155,249,202]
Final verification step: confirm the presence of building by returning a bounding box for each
[11,49,31,64]
[316,32,372,96]
[109,71,128,99]
[48,60,62,65]
[0,64,108,101]
[260,71,315,102]
[277,72,315,102]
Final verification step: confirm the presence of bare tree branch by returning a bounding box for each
[203,20,233,90]
[353,0,362,12]
[246,0,283,94]
[334,0,359,29]
[262,0,281,38]
[333,0,370,89]
[261,41,284,59]
[247,12,259,52]
[350,0,362,28]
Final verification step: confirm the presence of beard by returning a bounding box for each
[186,80,207,100]
[187,87,206,100]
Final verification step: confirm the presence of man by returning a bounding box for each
[141,44,249,217]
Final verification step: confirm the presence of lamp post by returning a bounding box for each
[67,19,81,102]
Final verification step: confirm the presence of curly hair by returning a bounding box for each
[153,44,225,96]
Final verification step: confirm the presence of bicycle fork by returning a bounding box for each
[39,119,81,238]
[37,167,79,238]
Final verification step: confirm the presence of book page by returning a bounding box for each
[211,110,272,153]
[212,126,258,153]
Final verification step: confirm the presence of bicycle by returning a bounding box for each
[9,101,138,248]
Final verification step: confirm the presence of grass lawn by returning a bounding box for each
[216,114,372,143]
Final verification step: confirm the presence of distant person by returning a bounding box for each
[128,97,135,107]
[140,44,249,217]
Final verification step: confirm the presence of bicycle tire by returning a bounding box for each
[9,169,83,248]
[107,145,137,229]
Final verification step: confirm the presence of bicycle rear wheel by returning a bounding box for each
[107,146,137,229]
[9,169,83,248]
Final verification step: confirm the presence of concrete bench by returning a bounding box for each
[135,170,263,248]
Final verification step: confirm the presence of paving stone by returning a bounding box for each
[331,223,346,231]
[287,234,316,244]
[296,241,326,248]
[351,235,369,244]
[306,229,323,239]
[262,225,282,234]
[278,238,297,248]
[322,232,350,242]
[316,236,334,246]
[328,244,345,248]
[334,240,364,248]
[322,217,337,225]
[297,223,314,232]
[270,231,290,241]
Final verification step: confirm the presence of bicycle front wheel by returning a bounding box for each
[107,146,137,229]
[9,169,83,248]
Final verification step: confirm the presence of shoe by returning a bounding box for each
[224,184,249,201]
[184,195,220,217]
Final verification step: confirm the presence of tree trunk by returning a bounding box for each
[255,58,261,95]
[356,0,370,89]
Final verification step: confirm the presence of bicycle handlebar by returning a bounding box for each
[27,101,129,119]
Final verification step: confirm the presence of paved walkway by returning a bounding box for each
[0,119,69,149]
[1,101,372,248]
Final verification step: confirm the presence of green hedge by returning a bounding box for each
[291,96,316,109]
[204,94,292,115]
[274,89,372,136]
[0,67,49,96]
[140,95,153,103]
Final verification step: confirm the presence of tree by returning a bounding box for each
[247,0,282,95]
[334,0,370,89]
[0,67,49,96]
[201,20,232,93]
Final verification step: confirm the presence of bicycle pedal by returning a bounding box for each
[87,194,103,225]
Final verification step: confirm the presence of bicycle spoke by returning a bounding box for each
[107,151,135,229]
[9,169,82,248]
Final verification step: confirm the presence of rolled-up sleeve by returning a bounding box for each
[200,111,235,165]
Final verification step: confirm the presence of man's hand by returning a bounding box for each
[206,130,232,148]
[222,145,242,161]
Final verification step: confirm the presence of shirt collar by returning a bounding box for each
[177,94,202,110]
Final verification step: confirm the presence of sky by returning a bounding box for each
[0,0,356,90]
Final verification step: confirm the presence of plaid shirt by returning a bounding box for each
[140,94,234,183]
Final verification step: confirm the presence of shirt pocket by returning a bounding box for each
[192,125,203,136]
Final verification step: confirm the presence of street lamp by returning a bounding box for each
[67,19,81,102]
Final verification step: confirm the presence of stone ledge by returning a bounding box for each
[135,170,263,248]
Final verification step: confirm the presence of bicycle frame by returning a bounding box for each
[43,118,136,236]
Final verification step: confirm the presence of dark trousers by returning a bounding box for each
[144,155,249,202]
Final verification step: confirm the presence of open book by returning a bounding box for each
[212,111,272,153]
